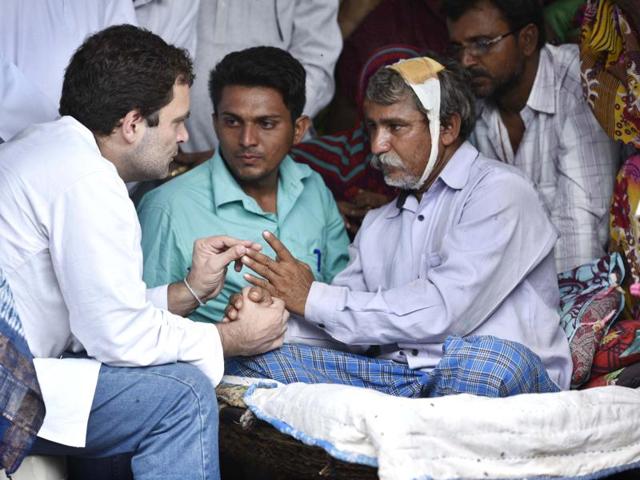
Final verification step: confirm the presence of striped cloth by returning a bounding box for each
[0,269,45,474]
[226,335,560,398]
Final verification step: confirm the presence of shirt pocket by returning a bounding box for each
[283,237,324,281]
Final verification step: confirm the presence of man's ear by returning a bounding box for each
[440,113,461,147]
[518,23,539,57]
[293,115,311,145]
[120,110,145,145]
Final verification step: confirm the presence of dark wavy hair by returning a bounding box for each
[209,46,306,122]
[59,24,194,135]
[442,0,546,49]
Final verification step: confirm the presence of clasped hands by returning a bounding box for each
[219,231,315,356]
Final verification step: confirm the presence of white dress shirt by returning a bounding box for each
[183,0,342,152]
[0,117,224,447]
[471,44,620,272]
[0,0,138,141]
[305,142,572,389]
[133,0,200,58]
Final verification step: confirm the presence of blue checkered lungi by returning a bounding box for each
[226,335,560,398]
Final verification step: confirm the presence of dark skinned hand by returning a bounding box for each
[240,231,315,316]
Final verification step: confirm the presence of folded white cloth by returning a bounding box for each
[244,383,640,480]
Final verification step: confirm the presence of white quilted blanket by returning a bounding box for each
[243,382,640,480]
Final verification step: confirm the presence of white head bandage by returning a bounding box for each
[387,57,444,190]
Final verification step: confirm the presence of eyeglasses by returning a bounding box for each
[448,28,521,58]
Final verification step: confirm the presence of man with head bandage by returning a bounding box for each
[229,55,572,396]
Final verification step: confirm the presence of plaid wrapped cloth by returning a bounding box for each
[0,270,45,474]
[226,336,560,398]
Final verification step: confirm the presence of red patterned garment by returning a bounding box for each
[592,318,640,374]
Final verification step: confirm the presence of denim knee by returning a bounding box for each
[164,362,219,422]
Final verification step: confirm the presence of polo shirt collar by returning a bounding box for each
[209,150,312,215]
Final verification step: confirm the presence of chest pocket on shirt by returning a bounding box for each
[418,253,442,280]
[283,237,324,281]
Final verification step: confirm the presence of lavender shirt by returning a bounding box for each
[305,142,572,389]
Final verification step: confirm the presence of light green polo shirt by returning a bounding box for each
[137,151,350,323]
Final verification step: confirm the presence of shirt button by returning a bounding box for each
[417,215,425,221]
[318,323,325,329]
[398,350,405,356]
[411,349,419,356]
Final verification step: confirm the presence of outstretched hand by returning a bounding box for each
[240,231,315,316]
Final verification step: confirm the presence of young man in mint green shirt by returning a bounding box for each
[137,46,349,323]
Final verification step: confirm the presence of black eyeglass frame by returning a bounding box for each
[448,26,525,58]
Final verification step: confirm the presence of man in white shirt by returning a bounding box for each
[444,0,620,272]
[0,25,288,479]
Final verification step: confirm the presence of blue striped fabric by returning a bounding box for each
[226,335,560,398]
[0,270,45,474]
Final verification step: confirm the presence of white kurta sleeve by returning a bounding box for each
[48,169,224,385]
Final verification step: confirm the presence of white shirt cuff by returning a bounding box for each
[146,284,168,310]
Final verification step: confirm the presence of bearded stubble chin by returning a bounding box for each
[373,151,422,190]
[471,58,525,101]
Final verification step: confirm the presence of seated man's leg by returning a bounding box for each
[32,363,219,480]
[423,335,560,397]
[226,344,430,397]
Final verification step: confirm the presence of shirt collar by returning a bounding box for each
[526,46,556,115]
[477,45,556,121]
[209,150,311,211]
[438,141,478,190]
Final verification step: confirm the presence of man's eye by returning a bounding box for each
[473,39,492,50]
[260,120,276,129]
[224,118,239,127]
[389,124,404,132]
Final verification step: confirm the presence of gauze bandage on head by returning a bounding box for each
[387,57,444,190]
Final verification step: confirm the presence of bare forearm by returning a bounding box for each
[167,278,204,316]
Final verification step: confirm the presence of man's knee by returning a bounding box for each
[433,336,559,397]
[156,363,218,420]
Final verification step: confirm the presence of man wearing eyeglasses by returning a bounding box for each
[444,0,619,273]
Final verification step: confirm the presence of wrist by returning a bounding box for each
[186,269,213,300]
[216,323,239,357]
[183,276,206,307]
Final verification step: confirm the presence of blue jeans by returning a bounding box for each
[32,363,220,480]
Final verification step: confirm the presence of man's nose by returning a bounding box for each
[177,123,189,144]
[459,48,478,68]
[240,124,258,147]
[369,130,391,155]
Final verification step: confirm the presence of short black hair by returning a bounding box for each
[208,46,306,122]
[60,24,194,136]
[443,0,546,49]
